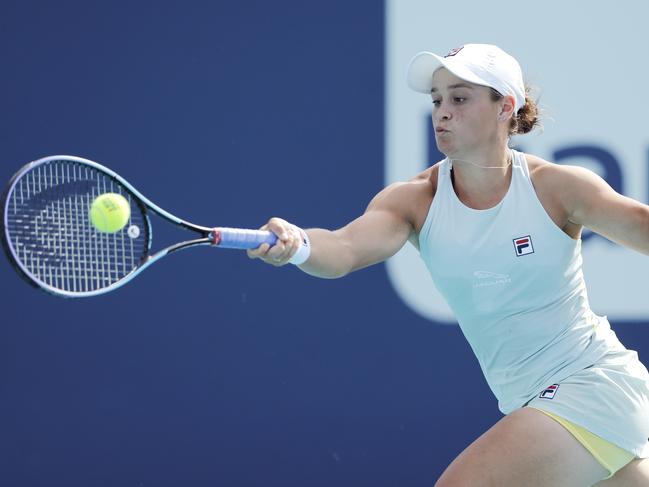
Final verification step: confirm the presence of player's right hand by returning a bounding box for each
[247,217,303,266]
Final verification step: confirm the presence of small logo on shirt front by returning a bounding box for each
[539,384,560,399]
[444,46,464,57]
[472,271,512,288]
[513,235,534,256]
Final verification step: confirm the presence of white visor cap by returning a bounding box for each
[407,44,526,112]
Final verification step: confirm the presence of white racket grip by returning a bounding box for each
[289,226,311,265]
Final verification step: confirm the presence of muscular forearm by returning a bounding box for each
[248,193,413,276]
[246,218,359,276]
[298,228,355,279]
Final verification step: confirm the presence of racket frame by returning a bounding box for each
[2,155,229,298]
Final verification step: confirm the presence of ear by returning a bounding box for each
[498,95,516,122]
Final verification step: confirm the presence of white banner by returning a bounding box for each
[385,0,649,324]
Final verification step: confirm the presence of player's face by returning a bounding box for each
[430,68,502,158]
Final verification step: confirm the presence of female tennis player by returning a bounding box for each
[248,44,649,486]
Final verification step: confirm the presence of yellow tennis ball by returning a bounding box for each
[89,193,131,233]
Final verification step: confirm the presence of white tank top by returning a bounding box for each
[418,150,617,413]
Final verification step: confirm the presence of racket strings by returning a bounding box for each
[4,160,148,293]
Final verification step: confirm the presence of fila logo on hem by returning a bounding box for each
[539,384,559,399]
[513,235,534,256]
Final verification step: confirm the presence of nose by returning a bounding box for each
[433,103,452,124]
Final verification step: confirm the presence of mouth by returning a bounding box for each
[435,127,449,134]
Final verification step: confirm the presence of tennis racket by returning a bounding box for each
[1,155,278,298]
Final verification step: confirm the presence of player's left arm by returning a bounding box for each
[561,165,649,254]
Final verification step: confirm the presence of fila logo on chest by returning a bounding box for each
[513,235,534,257]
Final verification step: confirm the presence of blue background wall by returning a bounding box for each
[0,2,646,486]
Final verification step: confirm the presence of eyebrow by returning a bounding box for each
[430,83,475,93]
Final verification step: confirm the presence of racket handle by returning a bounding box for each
[211,227,278,249]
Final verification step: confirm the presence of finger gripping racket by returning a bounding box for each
[1,155,277,298]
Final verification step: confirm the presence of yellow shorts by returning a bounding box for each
[530,407,635,478]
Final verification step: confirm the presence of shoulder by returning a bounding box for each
[524,154,599,187]
[525,153,609,199]
[370,163,439,205]
[367,161,441,234]
[523,152,625,234]
[369,163,439,209]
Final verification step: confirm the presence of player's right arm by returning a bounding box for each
[247,181,419,278]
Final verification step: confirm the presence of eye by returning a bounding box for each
[453,97,466,104]
[431,98,441,107]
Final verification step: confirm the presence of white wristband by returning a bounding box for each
[288,226,311,265]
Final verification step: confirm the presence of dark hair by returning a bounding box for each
[490,87,540,136]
